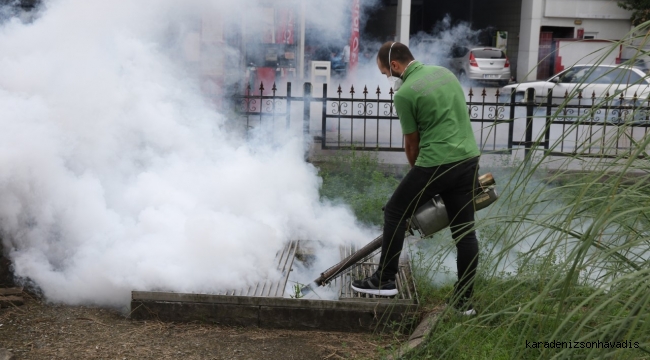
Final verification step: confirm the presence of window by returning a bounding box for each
[558,66,645,85]
[451,46,469,58]
[557,66,587,83]
[581,67,642,85]
[471,49,505,59]
[583,32,598,39]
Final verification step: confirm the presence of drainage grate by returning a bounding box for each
[331,244,417,304]
[215,240,298,297]
[131,239,419,332]
[209,240,417,303]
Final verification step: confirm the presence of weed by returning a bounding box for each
[317,149,401,227]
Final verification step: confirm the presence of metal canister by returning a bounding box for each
[474,186,498,211]
[475,172,499,211]
[410,195,450,237]
[478,173,495,186]
[409,173,499,237]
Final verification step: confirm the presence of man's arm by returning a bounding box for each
[404,131,420,167]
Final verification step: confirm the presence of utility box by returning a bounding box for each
[311,61,331,85]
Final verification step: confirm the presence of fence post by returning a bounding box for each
[545,89,552,150]
[303,82,312,141]
[286,82,292,129]
[508,89,515,154]
[524,87,536,161]
[321,83,328,149]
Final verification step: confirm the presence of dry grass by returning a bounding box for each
[0,291,397,359]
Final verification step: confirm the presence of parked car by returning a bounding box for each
[449,46,511,86]
[500,64,650,104]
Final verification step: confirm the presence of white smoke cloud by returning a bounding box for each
[0,0,375,307]
[409,14,481,69]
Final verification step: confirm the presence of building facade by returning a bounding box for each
[379,0,635,82]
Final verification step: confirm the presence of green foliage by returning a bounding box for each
[618,0,650,25]
[317,150,401,227]
[289,283,305,299]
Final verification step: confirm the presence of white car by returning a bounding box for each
[500,64,650,104]
[449,46,511,86]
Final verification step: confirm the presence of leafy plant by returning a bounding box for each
[317,149,402,227]
[618,0,650,25]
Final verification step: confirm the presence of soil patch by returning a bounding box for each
[0,291,401,359]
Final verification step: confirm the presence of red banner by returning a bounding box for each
[276,8,294,44]
[349,0,360,72]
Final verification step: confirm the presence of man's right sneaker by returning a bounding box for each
[351,272,398,296]
[446,296,477,316]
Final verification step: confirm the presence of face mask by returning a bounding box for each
[388,76,403,91]
[386,42,414,92]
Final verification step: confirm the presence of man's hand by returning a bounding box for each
[404,131,420,167]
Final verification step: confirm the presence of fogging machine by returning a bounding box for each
[301,173,498,295]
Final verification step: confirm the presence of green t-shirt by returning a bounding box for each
[394,61,480,167]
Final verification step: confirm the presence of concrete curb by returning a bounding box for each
[130,291,418,333]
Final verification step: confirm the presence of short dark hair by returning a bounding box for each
[377,42,415,69]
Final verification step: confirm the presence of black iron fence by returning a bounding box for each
[234,82,650,159]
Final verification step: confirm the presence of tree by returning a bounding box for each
[618,0,650,25]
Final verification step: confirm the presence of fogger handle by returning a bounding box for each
[313,234,383,286]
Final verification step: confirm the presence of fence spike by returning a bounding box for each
[376,85,381,95]
[350,85,355,95]
[259,82,265,92]
[389,87,394,96]
[363,86,368,95]
[633,92,638,100]
[564,90,568,98]
[592,91,596,100]
[337,85,342,95]
[495,88,500,98]
[468,88,473,97]
[578,90,582,99]
[481,88,487,98]
[619,92,624,101]
[272,82,277,92]
[606,91,610,98]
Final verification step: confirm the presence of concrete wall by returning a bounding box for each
[517,0,543,81]
[541,18,631,40]
[472,0,522,80]
[543,0,630,21]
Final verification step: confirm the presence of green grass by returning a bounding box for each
[317,150,402,227]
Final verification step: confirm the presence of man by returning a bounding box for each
[351,42,481,315]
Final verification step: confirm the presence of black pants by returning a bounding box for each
[379,157,480,299]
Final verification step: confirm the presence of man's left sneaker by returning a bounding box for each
[351,272,398,296]
[446,296,477,316]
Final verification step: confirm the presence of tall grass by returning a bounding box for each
[404,23,650,359]
[407,158,650,359]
